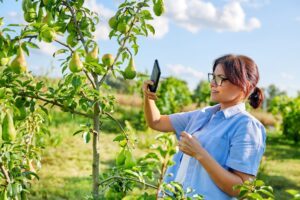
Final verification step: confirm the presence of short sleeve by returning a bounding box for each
[225,119,266,176]
[168,110,199,140]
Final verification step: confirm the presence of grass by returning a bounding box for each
[27,107,300,199]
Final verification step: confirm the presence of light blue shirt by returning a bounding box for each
[163,103,266,199]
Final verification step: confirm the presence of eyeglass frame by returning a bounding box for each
[208,73,229,86]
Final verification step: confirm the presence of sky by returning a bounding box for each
[0,0,300,96]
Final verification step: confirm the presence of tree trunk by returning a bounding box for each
[92,75,100,199]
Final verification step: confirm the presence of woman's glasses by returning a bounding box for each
[208,73,228,86]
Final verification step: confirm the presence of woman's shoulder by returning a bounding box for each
[236,110,266,130]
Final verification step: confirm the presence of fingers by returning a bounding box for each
[142,80,158,100]
[180,131,192,138]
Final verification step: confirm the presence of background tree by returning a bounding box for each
[156,77,192,114]
[192,80,211,107]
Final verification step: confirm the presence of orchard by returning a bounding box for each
[0,0,300,200]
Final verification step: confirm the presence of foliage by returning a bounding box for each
[1,0,164,198]
[156,77,192,114]
[233,179,275,200]
[269,95,300,143]
[264,84,287,112]
[192,80,211,107]
[0,73,49,199]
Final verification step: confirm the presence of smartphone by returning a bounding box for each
[148,59,161,93]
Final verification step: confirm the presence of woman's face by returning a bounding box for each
[210,64,245,109]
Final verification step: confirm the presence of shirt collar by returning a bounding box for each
[220,102,246,119]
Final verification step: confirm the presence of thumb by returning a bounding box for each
[180,131,191,138]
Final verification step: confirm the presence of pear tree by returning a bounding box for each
[0,0,167,199]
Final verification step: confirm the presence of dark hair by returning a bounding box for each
[212,54,264,109]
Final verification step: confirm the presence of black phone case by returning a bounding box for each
[148,59,161,93]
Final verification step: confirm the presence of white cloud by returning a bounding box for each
[84,0,115,40]
[149,16,169,39]
[164,0,261,32]
[38,41,59,56]
[166,64,205,79]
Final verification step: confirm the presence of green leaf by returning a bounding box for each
[113,135,126,142]
[146,24,155,35]
[25,41,39,49]
[73,129,84,136]
[83,132,91,143]
[140,10,153,20]
[53,49,68,57]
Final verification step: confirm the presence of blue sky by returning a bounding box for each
[1,0,300,96]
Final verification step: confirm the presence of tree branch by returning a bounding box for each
[98,176,173,197]
[54,39,74,52]
[64,0,97,89]
[104,111,130,141]
[98,1,146,87]
[0,162,11,185]
[17,90,93,118]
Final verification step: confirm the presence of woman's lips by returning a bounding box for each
[211,90,219,93]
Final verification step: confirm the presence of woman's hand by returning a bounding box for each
[178,131,204,160]
[142,80,158,100]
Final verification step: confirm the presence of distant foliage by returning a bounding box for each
[192,80,211,107]
[156,77,192,114]
[269,95,300,143]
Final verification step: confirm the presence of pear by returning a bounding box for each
[153,0,165,16]
[69,52,83,73]
[123,57,137,79]
[2,111,16,142]
[108,16,118,29]
[41,27,56,43]
[102,54,114,67]
[24,7,37,23]
[10,47,27,74]
[117,22,129,34]
[0,57,10,66]
[85,44,99,63]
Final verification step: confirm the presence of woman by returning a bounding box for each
[142,54,266,199]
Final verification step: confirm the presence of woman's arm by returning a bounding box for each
[178,131,254,197]
[143,80,174,132]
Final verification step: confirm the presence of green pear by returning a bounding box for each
[41,27,56,43]
[117,22,129,34]
[102,54,114,66]
[108,16,118,29]
[2,111,16,142]
[0,57,10,66]
[69,52,83,73]
[123,57,137,79]
[85,44,99,63]
[24,7,37,23]
[10,47,27,74]
[153,0,165,16]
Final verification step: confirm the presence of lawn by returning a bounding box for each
[28,108,300,199]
